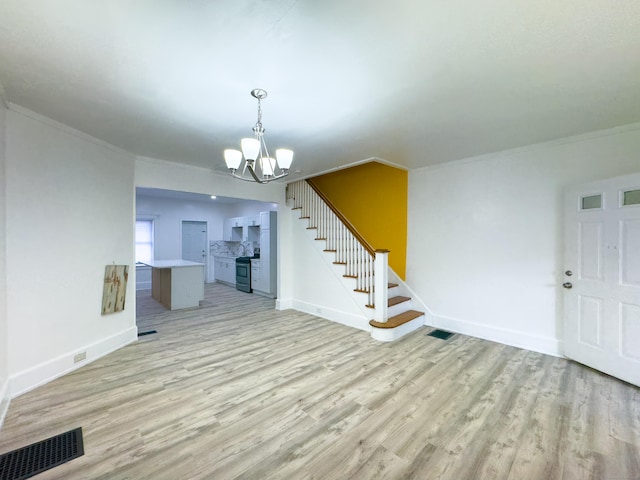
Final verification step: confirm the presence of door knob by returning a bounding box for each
[563,282,573,289]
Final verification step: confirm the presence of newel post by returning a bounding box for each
[373,249,389,323]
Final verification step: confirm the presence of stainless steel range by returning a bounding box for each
[235,256,252,293]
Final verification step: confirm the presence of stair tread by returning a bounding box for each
[366,295,413,309]
[388,295,411,307]
[369,310,424,329]
[388,283,398,288]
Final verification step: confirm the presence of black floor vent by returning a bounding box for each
[0,427,84,480]
[138,330,157,337]
[428,329,454,340]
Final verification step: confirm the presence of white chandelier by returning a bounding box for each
[224,89,293,184]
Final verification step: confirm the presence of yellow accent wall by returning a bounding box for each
[310,161,407,279]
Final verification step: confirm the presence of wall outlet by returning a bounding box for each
[73,352,86,363]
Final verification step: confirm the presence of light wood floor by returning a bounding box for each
[1,283,639,479]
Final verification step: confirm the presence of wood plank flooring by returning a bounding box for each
[1,283,639,479]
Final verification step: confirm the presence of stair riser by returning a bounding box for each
[388,300,413,318]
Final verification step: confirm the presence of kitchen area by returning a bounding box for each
[210,210,277,298]
[135,188,278,311]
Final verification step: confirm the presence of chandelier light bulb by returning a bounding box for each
[224,149,242,170]
[261,157,275,177]
[240,138,260,161]
[276,149,294,170]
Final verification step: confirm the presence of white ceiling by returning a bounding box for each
[1,0,639,181]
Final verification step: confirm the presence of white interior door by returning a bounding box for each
[182,220,207,267]
[564,172,640,386]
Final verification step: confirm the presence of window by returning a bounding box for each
[135,219,154,264]
[623,189,640,206]
[581,194,602,210]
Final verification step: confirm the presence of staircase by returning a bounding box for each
[286,179,425,341]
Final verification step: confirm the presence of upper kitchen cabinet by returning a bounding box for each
[223,217,244,241]
[260,211,274,229]
[245,215,260,227]
[244,214,261,242]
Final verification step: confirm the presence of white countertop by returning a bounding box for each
[143,260,205,268]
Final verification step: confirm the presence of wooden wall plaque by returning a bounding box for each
[102,265,129,314]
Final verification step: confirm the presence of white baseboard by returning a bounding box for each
[275,298,293,310]
[289,299,370,332]
[430,312,561,357]
[9,326,138,398]
[0,379,9,430]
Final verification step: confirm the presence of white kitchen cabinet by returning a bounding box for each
[245,224,260,243]
[244,214,261,242]
[245,215,260,227]
[254,211,277,298]
[259,210,272,229]
[222,219,232,241]
[214,256,236,286]
[223,217,244,241]
[251,259,260,290]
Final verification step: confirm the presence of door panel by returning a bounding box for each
[578,295,602,348]
[620,303,640,361]
[564,172,640,387]
[579,221,604,281]
[181,221,207,266]
[621,219,640,285]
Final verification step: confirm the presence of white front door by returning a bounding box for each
[182,220,207,267]
[564,172,640,386]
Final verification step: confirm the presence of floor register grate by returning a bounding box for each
[428,329,455,340]
[0,427,84,480]
[138,330,158,337]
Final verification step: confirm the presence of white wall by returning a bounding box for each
[135,156,284,204]
[408,124,640,356]
[0,95,9,420]
[227,200,278,218]
[5,106,137,396]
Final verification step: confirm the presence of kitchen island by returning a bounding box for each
[144,260,205,310]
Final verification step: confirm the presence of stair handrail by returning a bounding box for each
[305,179,376,257]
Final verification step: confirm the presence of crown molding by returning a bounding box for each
[292,156,408,182]
[7,103,134,159]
